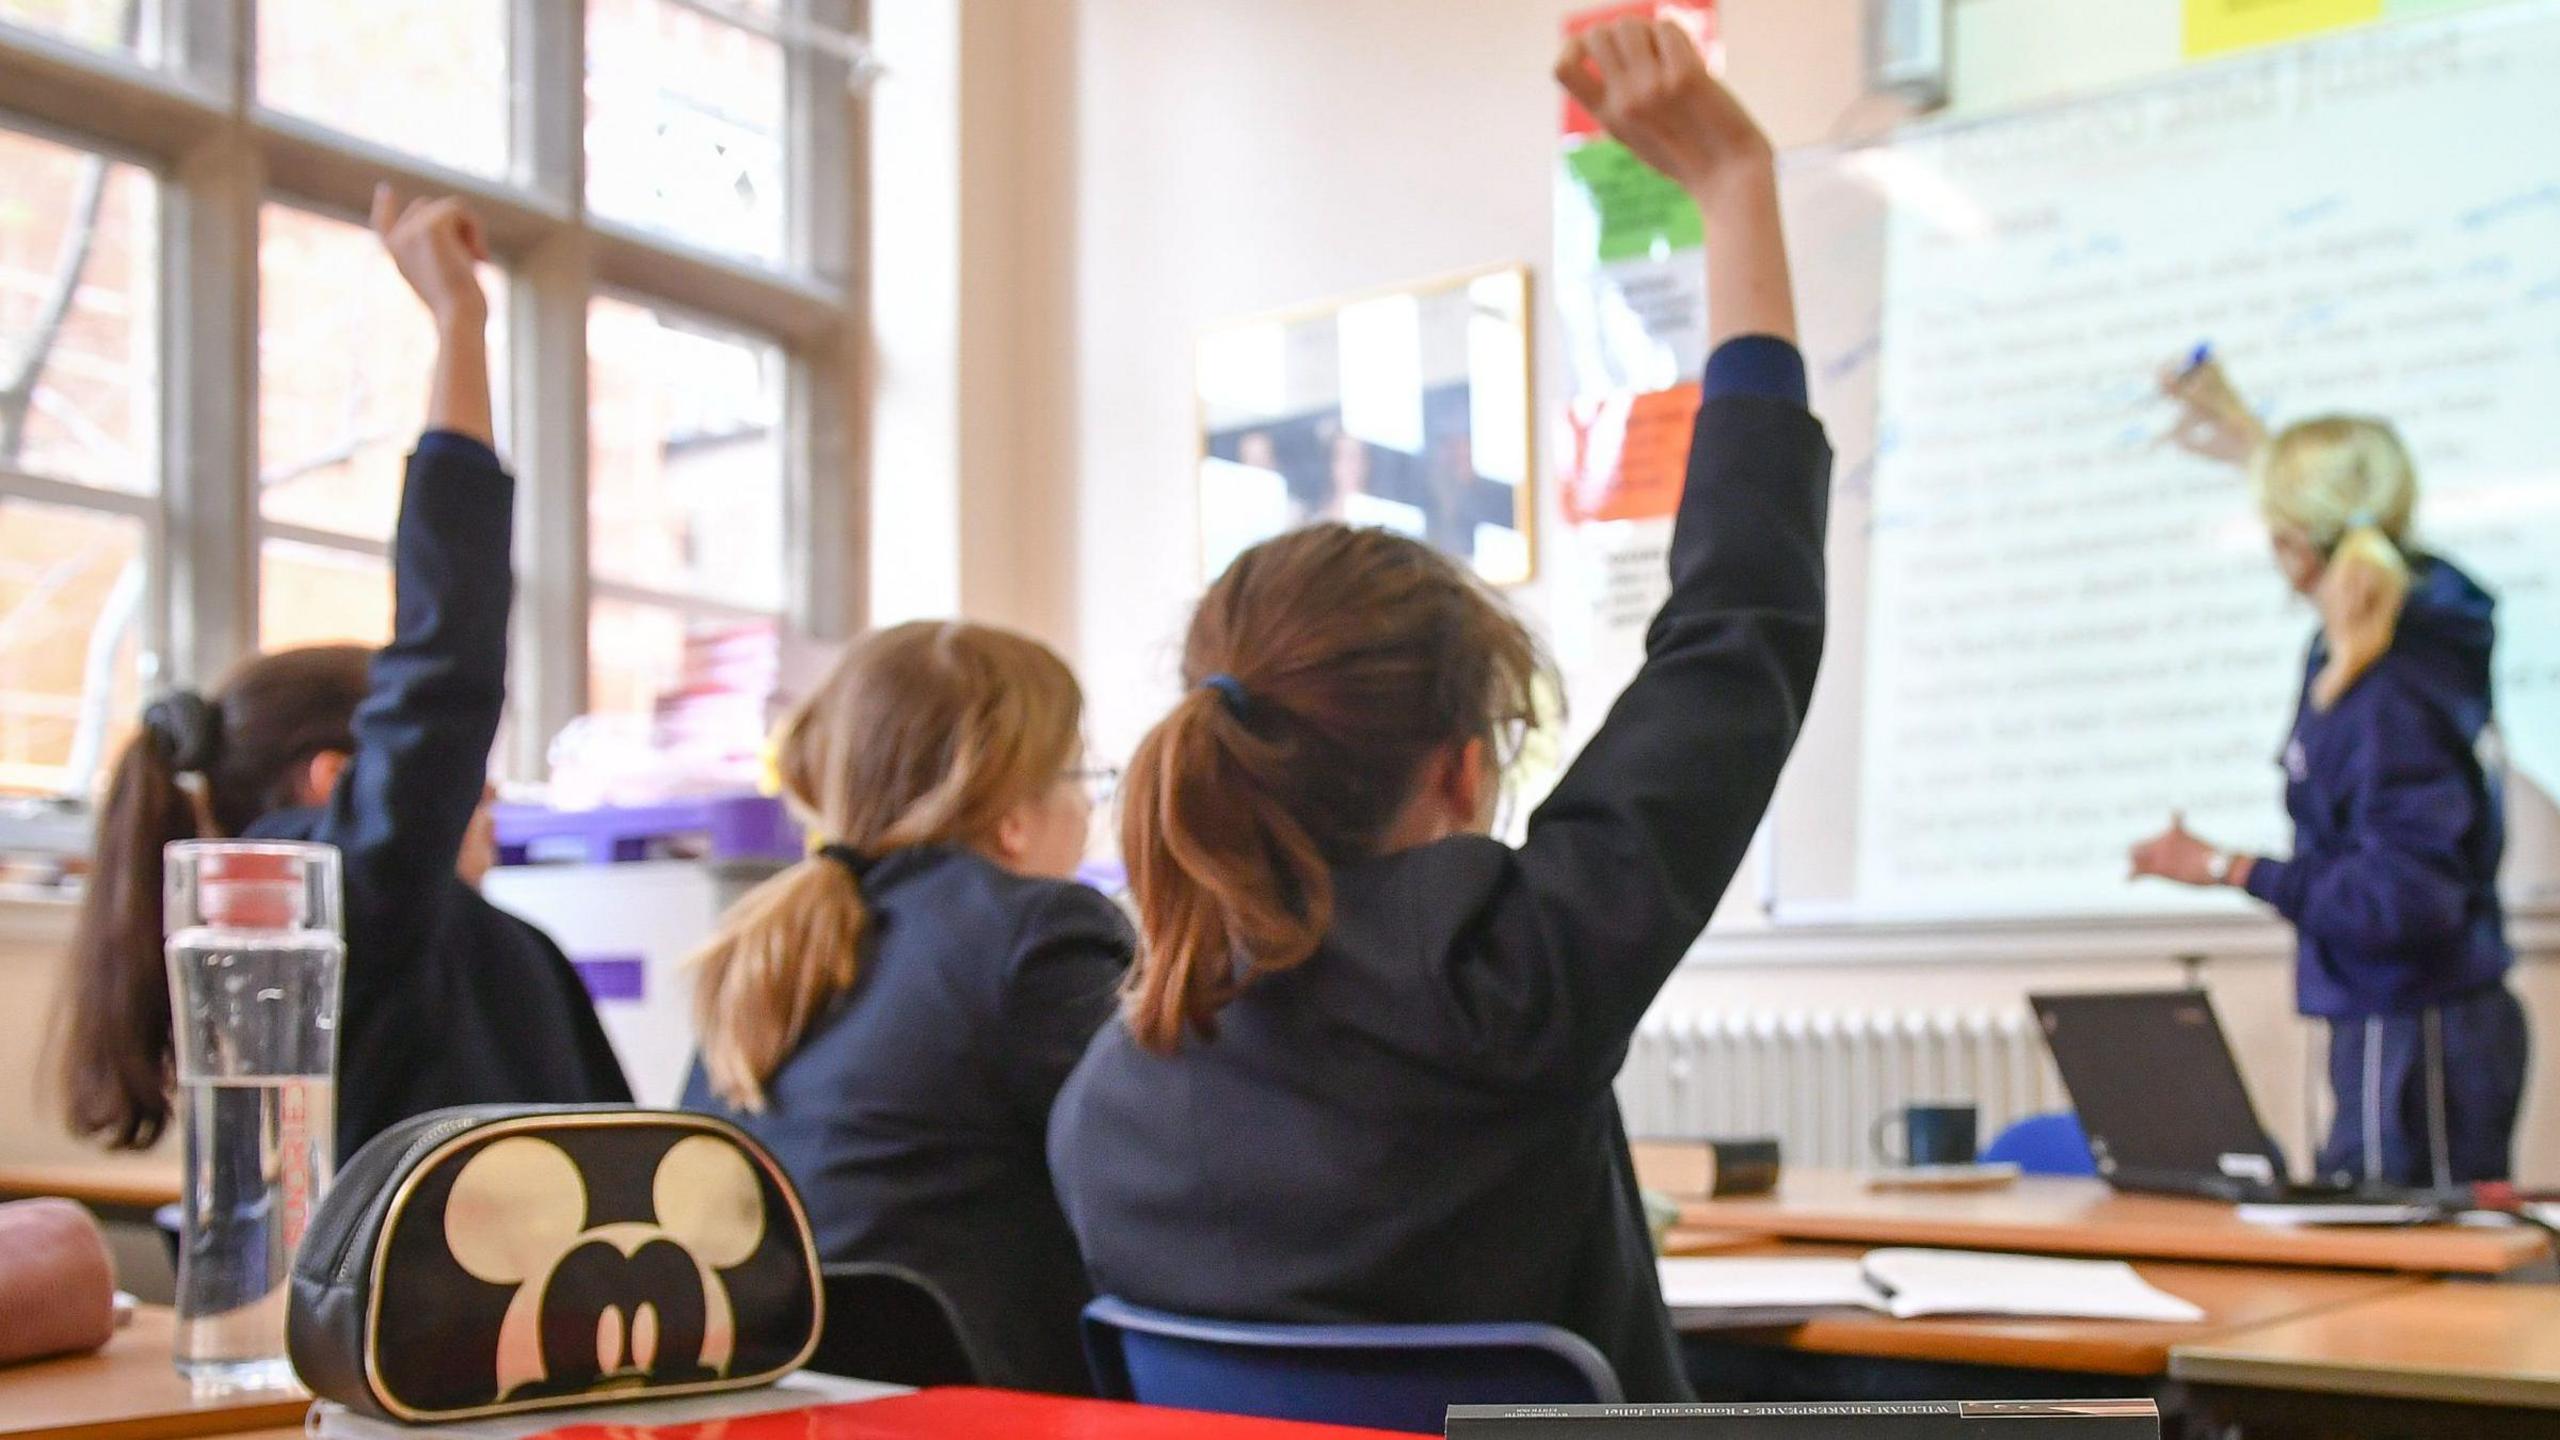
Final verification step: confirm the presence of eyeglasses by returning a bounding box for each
[1072,763,1122,808]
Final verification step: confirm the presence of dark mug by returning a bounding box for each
[1870,1103,1979,1168]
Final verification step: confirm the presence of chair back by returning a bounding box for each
[1082,1296,1621,1435]
[809,1261,984,1387]
[1980,1111,2099,1177]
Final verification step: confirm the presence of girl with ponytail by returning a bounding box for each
[1050,23,1829,1403]
[60,188,629,1159]
[680,621,1131,1396]
[2137,372,2524,1186]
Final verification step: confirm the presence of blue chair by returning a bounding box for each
[1980,1111,2098,1177]
[1082,1297,1622,1435]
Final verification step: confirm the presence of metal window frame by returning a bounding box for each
[0,0,864,790]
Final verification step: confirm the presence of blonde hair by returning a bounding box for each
[2253,415,2417,710]
[691,621,1084,1110]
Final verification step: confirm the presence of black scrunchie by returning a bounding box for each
[817,843,879,882]
[141,690,223,775]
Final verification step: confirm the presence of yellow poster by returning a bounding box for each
[2183,0,2384,57]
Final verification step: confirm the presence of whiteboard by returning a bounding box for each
[1765,0,2560,925]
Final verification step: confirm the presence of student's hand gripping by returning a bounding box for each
[1555,17,1794,345]
[371,183,495,446]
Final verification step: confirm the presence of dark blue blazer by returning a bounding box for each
[249,436,630,1160]
[1047,388,1832,1403]
[2246,558,2512,1016]
[681,846,1134,1395]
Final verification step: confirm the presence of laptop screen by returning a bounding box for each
[2029,990,2286,1190]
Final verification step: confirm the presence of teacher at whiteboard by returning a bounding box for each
[2128,358,2527,1188]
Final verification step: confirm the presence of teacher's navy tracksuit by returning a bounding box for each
[1050,338,1829,1403]
[2242,558,2528,1185]
[248,433,632,1160]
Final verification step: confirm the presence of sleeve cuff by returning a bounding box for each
[412,430,502,471]
[2243,857,2290,912]
[1702,335,1809,407]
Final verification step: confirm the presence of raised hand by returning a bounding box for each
[1555,17,1793,346]
[2158,354,2266,465]
[371,183,490,331]
[1555,17,1771,205]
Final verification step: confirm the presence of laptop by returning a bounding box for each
[2028,989,2364,1202]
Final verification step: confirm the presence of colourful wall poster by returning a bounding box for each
[2183,0,2385,58]
[1561,384,1701,525]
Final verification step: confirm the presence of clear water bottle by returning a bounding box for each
[164,840,343,1394]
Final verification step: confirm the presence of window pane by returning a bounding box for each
[257,0,509,178]
[586,0,786,264]
[0,0,150,57]
[0,497,143,797]
[587,597,775,773]
[0,129,157,493]
[259,204,506,543]
[259,539,390,651]
[587,295,784,609]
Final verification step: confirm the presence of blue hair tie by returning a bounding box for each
[2344,509,2379,531]
[1201,673,1250,719]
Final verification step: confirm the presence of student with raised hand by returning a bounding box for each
[2134,362,2524,1187]
[1047,21,1827,1404]
[61,186,629,1163]
[681,622,1132,1395]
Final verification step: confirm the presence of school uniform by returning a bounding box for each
[1047,338,1830,1404]
[682,846,1134,1396]
[2242,557,2528,1185]
[247,433,631,1161]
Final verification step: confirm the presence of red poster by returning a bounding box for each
[1562,383,1702,525]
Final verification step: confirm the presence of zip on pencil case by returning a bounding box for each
[286,1105,823,1423]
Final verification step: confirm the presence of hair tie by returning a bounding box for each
[2345,509,2379,532]
[1201,674,1251,720]
[816,843,878,881]
[140,691,222,775]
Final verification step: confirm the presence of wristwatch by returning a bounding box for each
[2206,850,2238,886]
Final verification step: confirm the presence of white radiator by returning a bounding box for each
[1615,1007,2066,1170]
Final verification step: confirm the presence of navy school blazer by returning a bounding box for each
[249,434,630,1160]
[682,846,1136,1395]
[1047,350,1832,1403]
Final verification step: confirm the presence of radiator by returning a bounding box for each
[1615,1007,2066,1170]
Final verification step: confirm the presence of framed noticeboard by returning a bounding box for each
[1196,264,1535,586]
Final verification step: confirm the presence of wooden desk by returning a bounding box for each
[0,1305,307,1440]
[0,1162,182,1212]
[2172,1281,2560,1408]
[1666,1239,2425,1377]
[1679,1170,2547,1274]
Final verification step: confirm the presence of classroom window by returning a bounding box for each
[586,296,785,611]
[0,126,158,801]
[584,0,788,265]
[0,2,864,814]
[255,0,511,178]
[0,0,153,58]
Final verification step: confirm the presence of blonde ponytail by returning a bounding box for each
[2311,521,2411,710]
[688,621,1085,1110]
[692,857,868,1111]
[2252,415,2420,710]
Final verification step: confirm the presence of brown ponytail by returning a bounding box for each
[1121,524,1550,1053]
[691,621,1085,1111]
[60,646,373,1148]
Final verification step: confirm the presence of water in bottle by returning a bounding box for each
[164,841,343,1394]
